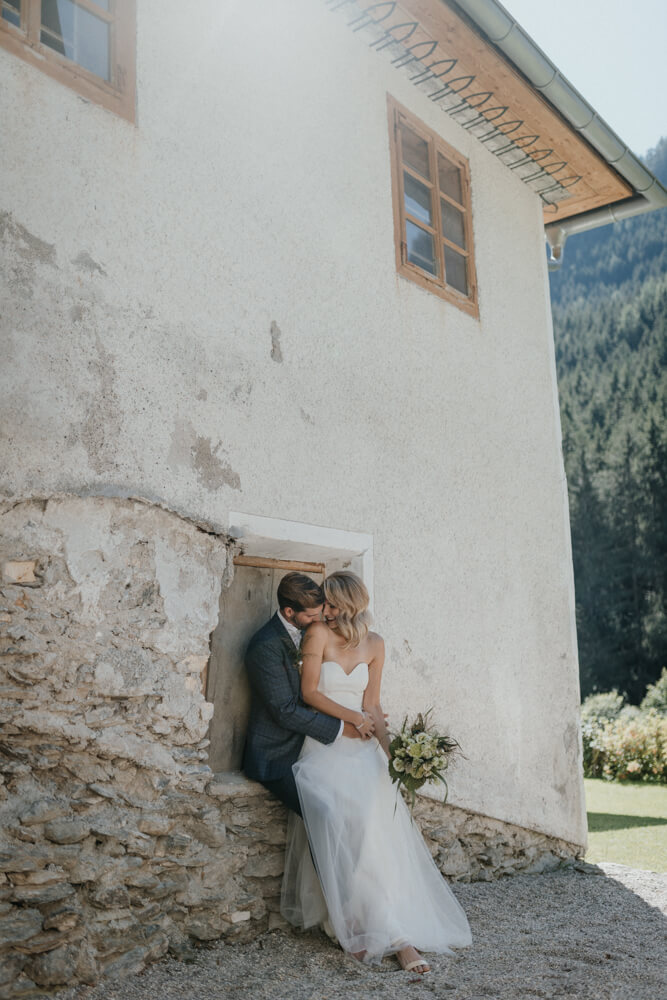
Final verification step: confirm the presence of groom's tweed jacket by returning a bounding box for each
[242,613,341,782]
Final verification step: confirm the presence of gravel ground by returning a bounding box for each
[62,863,666,1000]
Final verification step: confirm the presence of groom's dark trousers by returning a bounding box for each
[242,613,340,816]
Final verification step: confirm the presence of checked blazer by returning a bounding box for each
[242,613,341,782]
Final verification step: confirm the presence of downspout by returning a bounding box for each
[452,0,667,269]
[545,188,666,271]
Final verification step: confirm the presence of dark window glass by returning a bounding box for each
[441,200,467,250]
[1,0,21,27]
[41,0,110,81]
[438,154,463,204]
[406,220,437,276]
[404,173,432,226]
[444,245,468,295]
[400,123,430,179]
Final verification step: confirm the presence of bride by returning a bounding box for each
[280,571,472,973]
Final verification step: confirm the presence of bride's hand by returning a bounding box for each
[354,712,375,738]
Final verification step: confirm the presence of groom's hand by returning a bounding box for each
[342,722,362,739]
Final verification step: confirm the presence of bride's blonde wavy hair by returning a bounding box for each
[324,571,372,649]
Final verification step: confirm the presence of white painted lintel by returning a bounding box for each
[228,510,374,610]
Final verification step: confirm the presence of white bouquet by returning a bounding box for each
[388,710,462,810]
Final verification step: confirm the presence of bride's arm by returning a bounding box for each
[363,635,390,756]
[300,623,374,736]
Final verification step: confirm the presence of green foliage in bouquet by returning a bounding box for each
[388,710,462,810]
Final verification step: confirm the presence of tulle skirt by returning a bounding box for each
[280,734,472,962]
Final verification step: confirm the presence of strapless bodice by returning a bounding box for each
[319,661,368,712]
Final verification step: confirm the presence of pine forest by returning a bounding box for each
[549,137,667,703]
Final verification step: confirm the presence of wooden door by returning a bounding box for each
[206,558,324,772]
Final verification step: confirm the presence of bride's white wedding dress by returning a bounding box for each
[280,661,472,962]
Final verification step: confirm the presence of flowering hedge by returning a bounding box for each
[581,687,667,783]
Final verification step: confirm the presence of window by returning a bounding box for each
[388,98,478,317]
[0,0,135,121]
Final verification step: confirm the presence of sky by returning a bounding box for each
[501,0,666,158]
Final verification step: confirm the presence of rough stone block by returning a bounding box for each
[138,815,173,836]
[0,952,25,986]
[74,941,98,985]
[206,774,265,799]
[18,799,67,827]
[178,655,208,675]
[122,871,159,889]
[2,563,38,587]
[8,870,65,886]
[184,914,226,941]
[243,852,284,879]
[0,854,37,874]
[0,976,41,999]
[12,928,78,956]
[10,883,74,906]
[163,833,193,854]
[90,886,131,910]
[0,908,43,948]
[43,820,91,844]
[68,855,114,884]
[523,851,562,875]
[126,834,155,859]
[189,821,226,849]
[24,944,78,987]
[87,783,117,800]
[42,909,80,932]
[101,945,149,979]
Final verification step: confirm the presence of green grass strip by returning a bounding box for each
[585,777,667,872]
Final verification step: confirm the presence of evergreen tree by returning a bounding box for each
[550,136,667,702]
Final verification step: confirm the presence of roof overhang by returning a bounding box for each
[326,0,667,262]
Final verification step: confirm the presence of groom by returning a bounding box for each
[242,571,364,815]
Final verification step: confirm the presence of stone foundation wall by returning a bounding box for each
[0,496,582,996]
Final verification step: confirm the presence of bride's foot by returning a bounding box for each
[397,945,431,975]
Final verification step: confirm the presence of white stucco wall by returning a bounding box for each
[0,0,585,844]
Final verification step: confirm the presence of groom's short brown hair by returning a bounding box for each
[277,572,324,613]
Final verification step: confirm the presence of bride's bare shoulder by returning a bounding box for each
[367,631,385,649]
[305,621,329,639]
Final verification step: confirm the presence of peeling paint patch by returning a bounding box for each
[270,321,283,363]
[191,435,241,492]
[0,211,56,267]
[197,389,208,401]
[300,407,315,425]
[72,251,107,276]
[0,211,57,298]
[70,305,84,323]
[79,336,122,476]
[168,419,241,492]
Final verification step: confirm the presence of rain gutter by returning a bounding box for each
[450,0,667,268]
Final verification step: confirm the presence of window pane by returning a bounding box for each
[406,220,437,277]
[41,0,110,81]
[441,200,466,250]
[444,245,468,295]
[438,154,463,204]
[400,123,430,179]
[404,173,432,226]
[1,0,21,27]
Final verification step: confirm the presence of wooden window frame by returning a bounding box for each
[0,0,136,122]
[387,96,479,318]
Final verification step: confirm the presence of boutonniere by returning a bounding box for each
[289,638,304,675]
